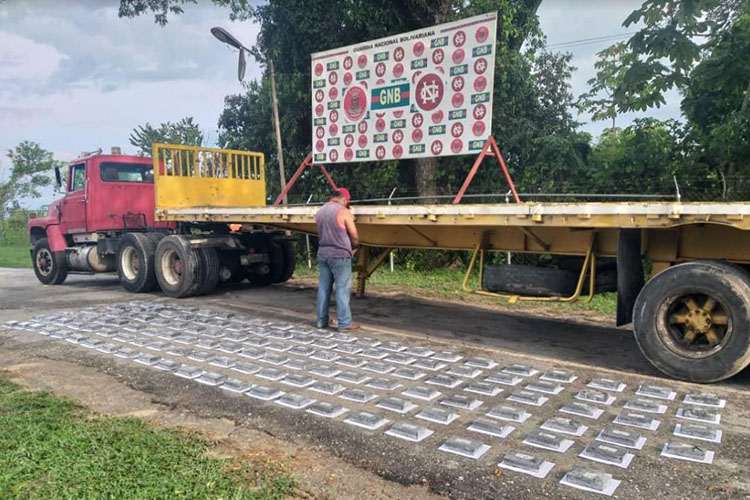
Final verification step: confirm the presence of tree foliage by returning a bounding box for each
[1,141,59,218]
[129,117,204,156]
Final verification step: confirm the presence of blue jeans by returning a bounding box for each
[316,257,352,329]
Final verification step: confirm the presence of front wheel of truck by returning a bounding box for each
[32,238,68,285]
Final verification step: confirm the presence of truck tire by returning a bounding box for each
[117,233,159,293]
[195,247,220,295]
[276,240,296,283]
[483,264,577,297]
[32,238,68,285]
[154,235,201,298]
[633,260,750,382]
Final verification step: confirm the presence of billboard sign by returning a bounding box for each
[311,12,497,164]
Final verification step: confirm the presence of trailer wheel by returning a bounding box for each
[633,260,750,382]
[32,238,68,285]
[276,240,296,283]
[117,233,159,293]
[154,235,201,298]
[195,247,220,295]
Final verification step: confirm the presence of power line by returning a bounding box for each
[545,32,635,49]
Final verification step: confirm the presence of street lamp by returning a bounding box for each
[211,26,247,81]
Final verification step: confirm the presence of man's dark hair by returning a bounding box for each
[331,190,345,199]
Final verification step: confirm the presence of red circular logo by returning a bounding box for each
[473,103,487,120]
[343,72,353,86]
[476,26,489,43]
[375,118,386,132]
[392,129,404,144]
[329,110,339,123]
[472,121,486,137]
[415,73,444,111]
[315,140,325,152]
[453,31,466,47]
[315,126,325,139]
[451,76,465,92]
[329,149,339,162]
[451,93,464,108]
[358,120,368,134]
[393,63,404,78]
[329,123,339,136]
[431,109,444,124]
[343,56,353,70]
[344,134,354,147]
[343,85,368,122]
[451,138,463,153]
[392,144,403,158]
[430,140,443,155]
[474,76,487,92]
[315,104,324,117]
[413,41,425,57]
[474,58,488,75]
[357,54,367,68]
[328,71,338,85]
[412,128,423,143]
[328,87,338,100]
[375,145,386,160]
[432,48,444,65]
[452,49,465,65]
[314,63,324,76]
[412,113,424,128]
[375,62,386,77]
[344,148,354,161]
[358,135,368,148]
[394,46,405,62]
[451,122,464,137]
[315,89,324,102]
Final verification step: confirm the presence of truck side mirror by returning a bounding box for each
[54,166,62,189]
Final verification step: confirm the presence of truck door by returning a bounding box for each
[60,163,87,235]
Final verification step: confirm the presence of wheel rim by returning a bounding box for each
[36,248,53,276]
[120,246,140,281]
[658,292,732,359]
[160,248,181,286]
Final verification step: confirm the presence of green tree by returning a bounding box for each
[129,117,204,156]
[1,141,59,219]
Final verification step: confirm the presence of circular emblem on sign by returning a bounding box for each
[393,63,404,78]
[473,103,487,120]
[453,31,466,47]
[329,123,338,136]
[315,126,325,139]
[473,76,487,92]
[431,140,443,155]
[451,122,464,138]
[358,120,368,134]
[343,85,368,122]
[451,93,464,108]
[375,145,386,160]
[432,48,444,65]
[315,63,324,76]
[392,144,403,158]
[344,148,354,161]
[412,113,424,128]
[451,138,463,153]
[472,121,486,137]
[474,58,488,75]
[315,104,324,117]
[476,26,489,43]
[431,109,444,124]
[394,46,405,62]
[392,129,404,144]
[375,118,386,132]
[375,62,386,77]
[451,76,465,92]
[343,56,353,70]
[328,71,338,85]
[343,72,353,86]
[452,48,465,65]
[315,89,324,102]
[344,134,354,147]
[357,54,367,68]
[358,135,368,148]
[412,128,423,143]
[415,73,444,111]
[329,149,339,162]
[328,87,338,100]
[329,110,339,123]
[315,140,325,152]
[413,41,425,57]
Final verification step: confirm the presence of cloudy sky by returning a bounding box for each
[0,0,680,206]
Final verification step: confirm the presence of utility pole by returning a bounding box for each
[269,60,288,205]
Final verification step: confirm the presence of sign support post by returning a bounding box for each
[273,152,338,206]
[452,136,520,204]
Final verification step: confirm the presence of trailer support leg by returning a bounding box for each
[354,246,393,298]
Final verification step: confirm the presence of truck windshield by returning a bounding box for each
[100,162,153,183]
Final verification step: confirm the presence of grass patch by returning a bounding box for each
[0,376,296,499]
[0,245,31,268]
[295,263,617,318]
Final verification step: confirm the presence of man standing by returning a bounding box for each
[315,188,360,331]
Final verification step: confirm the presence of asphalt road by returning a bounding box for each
[1,267,749,500]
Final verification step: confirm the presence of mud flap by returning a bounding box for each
[616,229,644,326]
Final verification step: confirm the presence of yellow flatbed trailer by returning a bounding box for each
[151,144,750,383]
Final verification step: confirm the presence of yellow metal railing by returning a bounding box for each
[152,143,266,210]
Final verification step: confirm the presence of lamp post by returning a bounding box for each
[211,27,288,204]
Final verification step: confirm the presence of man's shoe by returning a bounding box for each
[315,320,335,329]
[338,323,361,332]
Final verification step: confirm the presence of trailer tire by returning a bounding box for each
[276,240,296,283]
[483,264,577,297]
[117,233,159,293]
[633,260,750,383]
[155,235,201,298]
[32,238,68,285]
[195,247,220,295]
